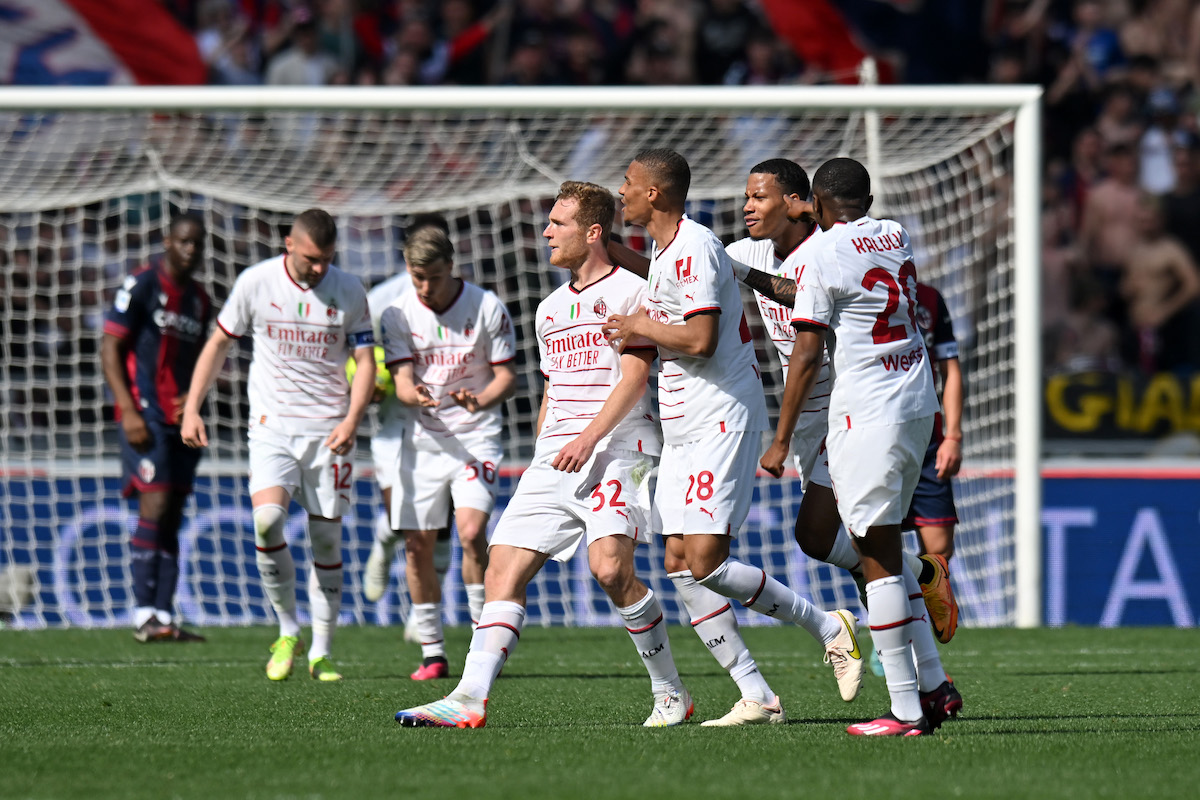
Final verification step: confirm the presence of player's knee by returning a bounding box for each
[308,518,342,565]
[404,530,436,562]
[252,504,288,548]
[589,556,628,594]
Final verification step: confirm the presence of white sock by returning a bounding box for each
[617,589,681,695]
[454,600,525,705]
[307,517,344,660]
[465,583,485,626]
[903,564,946,692]
[669,570,773,704]
[866,575,922,723]
[905,550,925,580]
[699,558,838,644]
[412,602,446,659]
[826,528,860,572]
[253,504,300,638]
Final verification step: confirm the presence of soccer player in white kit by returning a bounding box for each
[380,227,517,681]
[361,216,455,644]
[396,181,693,728]
[181,209,376,682]
[760,158,958,735]
[602,149,862,726]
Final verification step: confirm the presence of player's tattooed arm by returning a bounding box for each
[741,269,796,309]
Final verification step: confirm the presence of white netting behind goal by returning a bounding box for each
[0,90,1022,630]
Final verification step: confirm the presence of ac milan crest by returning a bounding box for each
[593,298,607,317]
[138,458,156,484]
[463,320,474,338]
[326,300,339,320]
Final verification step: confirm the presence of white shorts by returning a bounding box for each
[654,430,762,537]
[371,420,405,492]
[791,410,831,490]
[248,428,353,519]
[827,415,934,537]
[490,448,655,562]
[391,444,501,530]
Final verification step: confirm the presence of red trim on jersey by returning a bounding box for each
[103,320,131,340]
[791,317,828,328]
[419,279,466,314]
[625,613,663,634]
[216,320,241,339]
[490,356,516,366]
[655,217,686,257]
[546,321,604,334]
[774,226,815,262]
[846,415,851,429]
[719,421,726,432]
[689,603,733,626]
[683,306,720,320]
[281,254,313,293]
[568,266,620,294]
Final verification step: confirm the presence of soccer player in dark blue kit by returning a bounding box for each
[102,212,212,642]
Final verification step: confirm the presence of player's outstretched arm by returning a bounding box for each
[607,239,650,279]
[450,363,517,412]
[761,326,825,478]
[325,345,376,455]
[737,264,797,308]
[602,309,718,358]
[552,350,653,473]
[935,356,964,480]
[100,332,151,452]
[181,328,236,449]
[389,361,439,408]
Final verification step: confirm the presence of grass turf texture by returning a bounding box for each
[2,626,1197,800]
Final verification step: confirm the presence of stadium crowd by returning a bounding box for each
[6,0,1200,446]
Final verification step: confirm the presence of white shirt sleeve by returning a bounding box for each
[380,304,413,365]
[678,232,723,319]
[486,294,516,365]
[216,269,253,337]
[792,252,834,329]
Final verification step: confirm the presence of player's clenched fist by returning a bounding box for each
[180,411,208,449]
[760,439,790,479]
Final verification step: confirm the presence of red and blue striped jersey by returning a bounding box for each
[104,261,212,426]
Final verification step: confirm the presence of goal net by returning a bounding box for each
[0,86,1041,631]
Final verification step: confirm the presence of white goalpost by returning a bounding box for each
[0,85,1042,631]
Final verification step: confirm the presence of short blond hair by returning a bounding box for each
[403,226,454,269]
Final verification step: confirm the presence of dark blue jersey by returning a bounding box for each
[104,261,212,426]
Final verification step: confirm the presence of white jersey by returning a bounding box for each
[367,273,411,428]
[536,266,661,458]
[216,254,373,436]
[380,280,515,457]
[727,233,833,445]
[643,216,767,443]
[791,217,940,430]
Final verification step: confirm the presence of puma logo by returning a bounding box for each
[270,302,283,311]
[545,315,555,323]
[699,507,714,520]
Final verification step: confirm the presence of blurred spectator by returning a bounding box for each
[501,30,557,85]
[265,6,341,85]
[695,0,760,84]
[1139,86,1182,193]
[1120,194,1200,371]
[723,26,797,85]
[1094,84,1141,146]
[1080,142,1141,316]
[1046,281,1123,373]
[1047,0,1125,105]
[1162,136,1200,261]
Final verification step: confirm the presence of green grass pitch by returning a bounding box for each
[2,625,1197,799]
